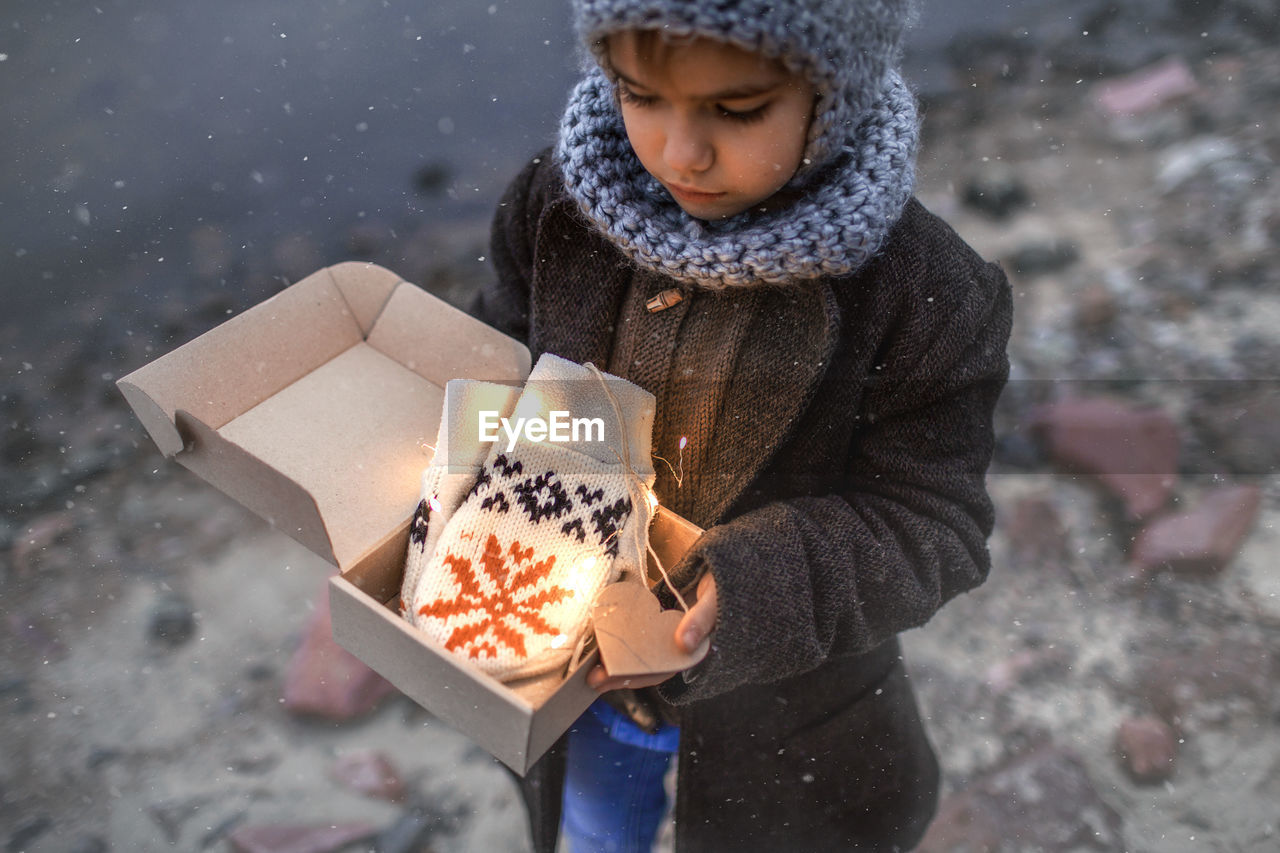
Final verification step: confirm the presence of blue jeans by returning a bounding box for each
[561,698,679,853]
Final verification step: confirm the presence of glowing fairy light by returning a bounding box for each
[551,634,570,649]
[654,435,687,487]
[646,490,659,512]
[564,555,599,600]
[428,495,443,513]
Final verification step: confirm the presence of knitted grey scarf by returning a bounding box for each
[556,67,919,289]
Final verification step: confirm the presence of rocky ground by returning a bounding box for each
[3,4,1279,852]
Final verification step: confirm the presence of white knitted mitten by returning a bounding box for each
[407,353,656,682]
[400,380,521,616]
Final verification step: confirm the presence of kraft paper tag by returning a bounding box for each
[590,581,710,678]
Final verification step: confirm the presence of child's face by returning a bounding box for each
[606,32,815,221]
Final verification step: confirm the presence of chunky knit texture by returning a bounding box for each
[408,354,657,682]
[400,380,521,616]
[557,0,920,288]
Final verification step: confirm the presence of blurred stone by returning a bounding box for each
[9,510,75,575]
[1005,496,1070,568]
[993,431,1046,470]
[375,810,437,853]
[199,811,249,848]
[1030,397,1180,521]
[227,823,377,853]
[6,611,67,661]
[1093,56,1200,117]
[6,815,51,851]
[244,661,276,681]
[271,233,324,284]
[376,800,460,853]
[1075,282,1120,332]
[66,835,108,853]
[148,590,197,647]
[1131,485,1261,577]
[329,750,406,802]
[961,164,1030,220]
[345,222,391,258]
[1188,386,1280,476]
[0,676,34,714]
[228,752,280,775]
[189,224,233,281]
[283,587,397,721]
[1232,333,1280,377]
[86,747,120,770]
[1138,639,1276,729]
[413,161,453,195]
[1157,136,1244,193]
[945,31,1034,88]
[982,646,1074,697]
[148,796,206,843]
[1115,716,1178,784]
[1006,239,1081,277]
[917,744,1124,852]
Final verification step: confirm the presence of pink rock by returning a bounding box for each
[1114,716,1177,785]
[329,750,406,802]
[227,823,376,853]
[1094,56,1200,117]
[283,587,397,721]
[1131,485,1261,577]
[1030,397,1179,521]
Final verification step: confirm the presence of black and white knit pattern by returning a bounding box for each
[407,443,648,682]
[405,354,657,683]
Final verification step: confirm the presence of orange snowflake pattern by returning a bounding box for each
[417,533,573,661]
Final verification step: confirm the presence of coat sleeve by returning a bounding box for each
[660,258,1013,705]
[471,151,553,339]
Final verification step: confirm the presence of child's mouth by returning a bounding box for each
[667,183,725,203]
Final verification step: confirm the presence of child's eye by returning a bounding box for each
[617,86,657,108]
[717,103,769,124]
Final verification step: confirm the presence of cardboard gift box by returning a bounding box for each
[117,261,703,774]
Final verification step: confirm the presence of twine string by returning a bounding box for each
[585,363,690,613]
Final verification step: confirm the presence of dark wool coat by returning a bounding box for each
[474,152,1013,853]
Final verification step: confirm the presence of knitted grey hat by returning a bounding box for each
[557,0,921,288]
[572,0,915,175]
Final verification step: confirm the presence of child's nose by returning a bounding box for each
[663,120,713,175]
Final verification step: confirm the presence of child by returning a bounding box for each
[472,0,1013,850]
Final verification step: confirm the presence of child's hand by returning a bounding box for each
[586,572,717,693]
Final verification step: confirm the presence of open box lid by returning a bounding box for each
[117,262,532,570]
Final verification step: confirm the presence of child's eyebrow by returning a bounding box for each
[614,69,782,100]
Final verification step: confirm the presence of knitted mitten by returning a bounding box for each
[407,353,656,682]
[400,380,522,616]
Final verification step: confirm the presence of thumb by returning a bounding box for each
[676,574,717,654]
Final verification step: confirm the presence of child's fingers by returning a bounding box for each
[676,572,717,654]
